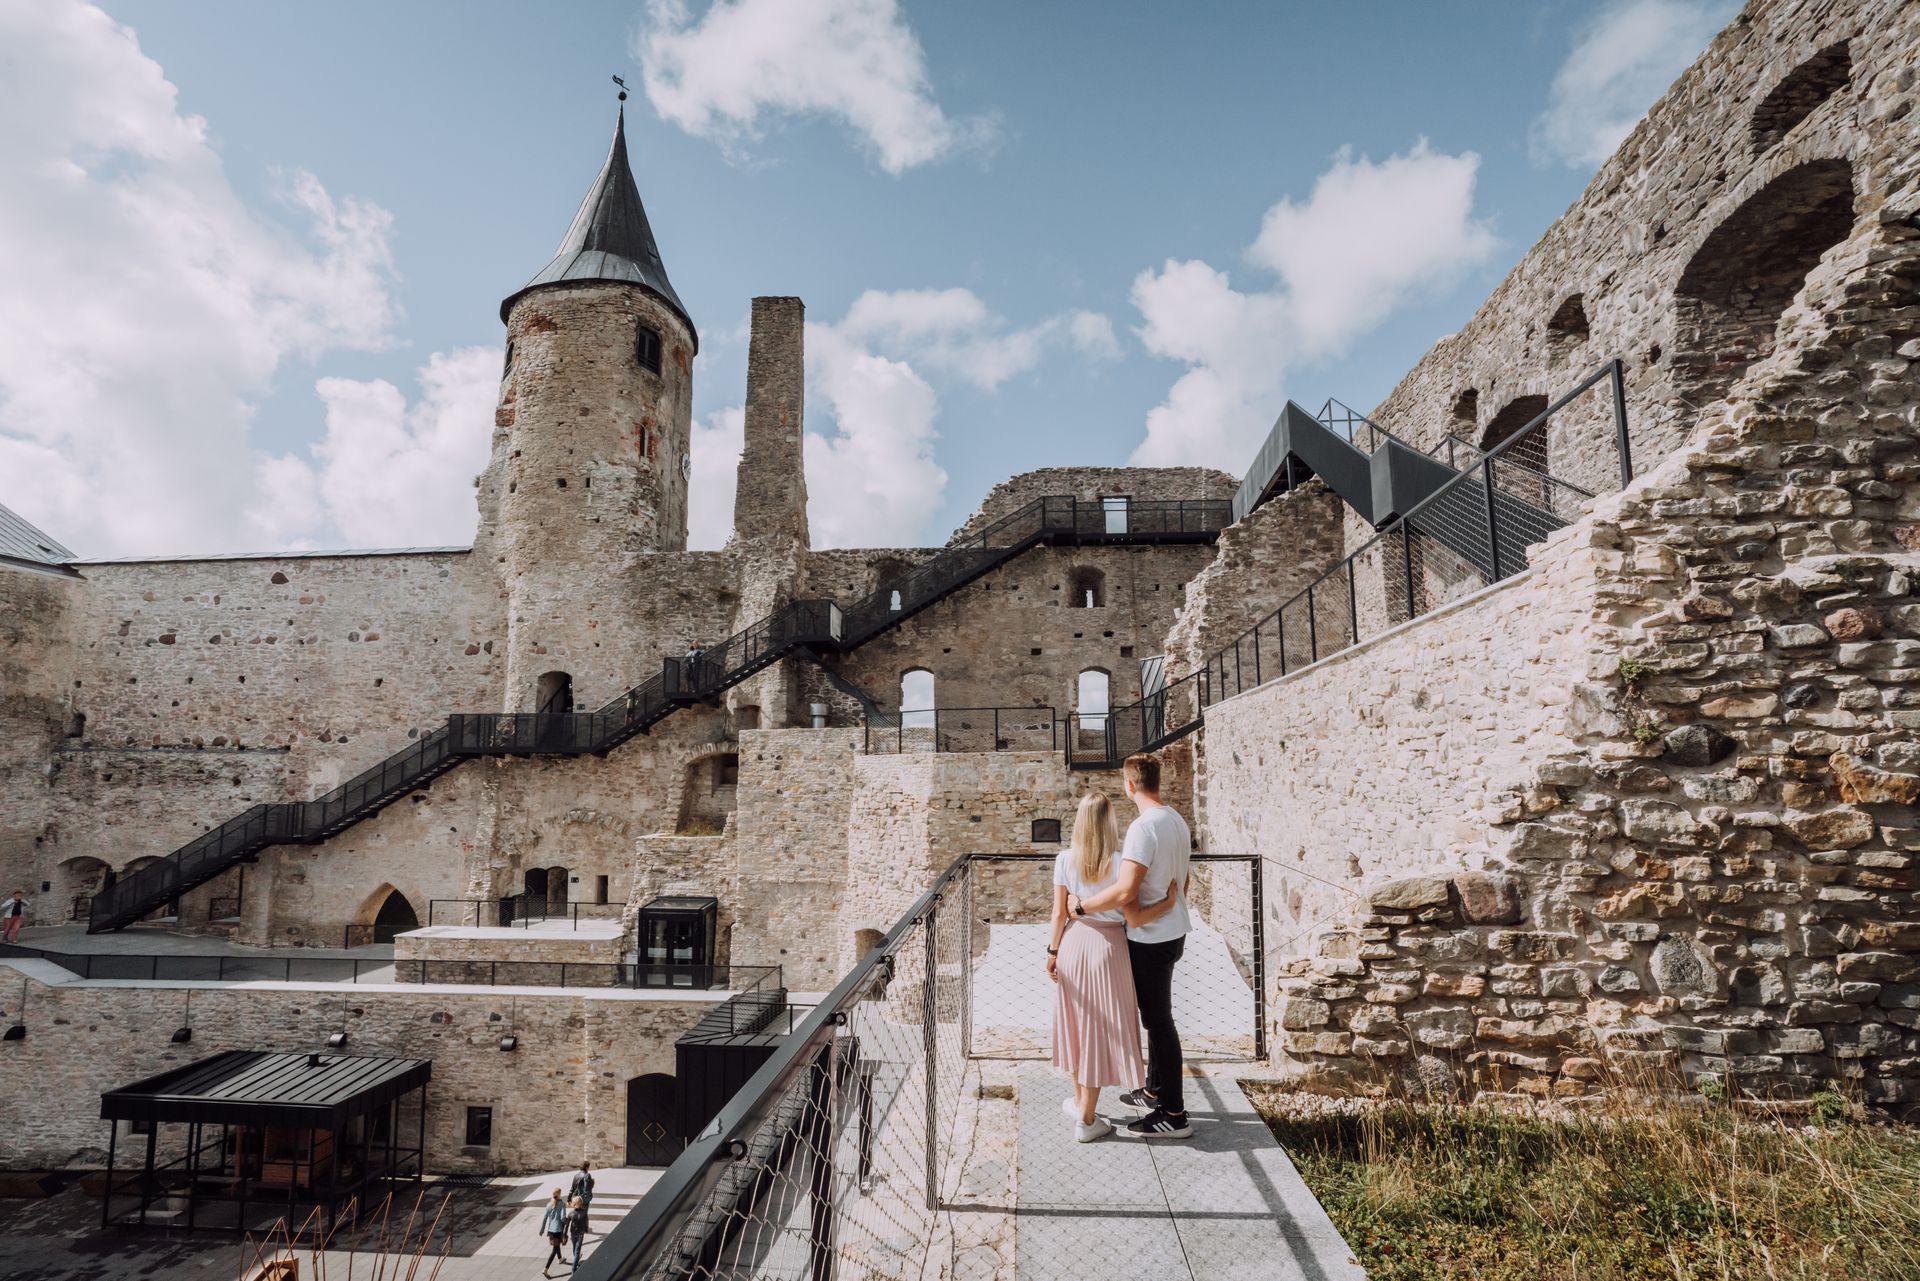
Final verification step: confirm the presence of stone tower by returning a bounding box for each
[731,297,809,551]
[476,104,697,709]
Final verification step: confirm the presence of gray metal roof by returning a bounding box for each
[101,1049,431,1126]
[0,501,80,577]
[500,106,695,346]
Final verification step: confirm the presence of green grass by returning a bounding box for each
[1243,1082,1920,1281]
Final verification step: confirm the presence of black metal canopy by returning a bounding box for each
[500,105,695,344]
[100,1050,430,1130]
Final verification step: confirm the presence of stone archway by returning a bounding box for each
[53,856,111,923]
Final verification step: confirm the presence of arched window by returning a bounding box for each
[1449,388,1479,440]
[536,671,573,714]
[1076,669,1110,731]
[1673,159,1855,405]
[1546,294,1588,357]
[636,323,663,374]
[546,865,569,910]
[901,669,935,729]
[1482,395,1553,510]
[1751,42,1851,154]
[1068,567,1105,609]
[871,557,910,613]
[371,889,420,944]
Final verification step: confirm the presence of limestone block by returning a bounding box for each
[1454,871,1521,924]
[1831,754,1920,805]
[1837,952,1920,984]
[1662,724,1737,766]
[1620,798,1713,846]
[1782,807,1877,849]
[1368,875,1452,911]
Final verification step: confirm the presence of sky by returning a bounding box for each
[0,0,1739,557]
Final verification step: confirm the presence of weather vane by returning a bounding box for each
[612,74,628,103]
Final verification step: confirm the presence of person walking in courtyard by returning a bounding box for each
[1048,790,1180,1142]
[569,1159,594,1212]
[1069,752,1194,1139]
[539,1187,569,1277]
[2,890,24,943]
[567,1192,590,1270]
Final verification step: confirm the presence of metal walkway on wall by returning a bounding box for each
[1068,360,1632,770]
[87,497,1229,933]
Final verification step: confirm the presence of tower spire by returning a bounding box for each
[499,96,695,345]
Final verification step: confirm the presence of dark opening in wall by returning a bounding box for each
[1482,395,1553,509]
[636,323,662,374]
[1751,42,1851,154]
[1672,159,1855,406]
[1449,388,1479,441]
[1546,294,1589,357]
[677,752,740,834]
[536,671,573,714]
[465,1106,493,1147]
[1068,567,1106,608]
[1031,819,1062,844]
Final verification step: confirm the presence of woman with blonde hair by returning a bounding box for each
[1047,789,1180,1141]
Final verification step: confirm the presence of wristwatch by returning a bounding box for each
[1073,901,1086,917]
[1046,947,1059,956]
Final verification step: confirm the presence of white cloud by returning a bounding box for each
[1530,0,1737,168]
[1130,142,1499,470]
[804,322,947,547]
[0,0,400,557]
[687,405,744,550]
[256,348,500,549]
[838,287,1116,391]
[635,0,993,174]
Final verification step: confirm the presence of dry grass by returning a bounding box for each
[1243,1082,1920,1281]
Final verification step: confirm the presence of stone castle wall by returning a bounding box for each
[0,961,716,1174]
[0,569,78,897]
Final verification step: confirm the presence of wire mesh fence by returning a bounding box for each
[585,852,1263,1281]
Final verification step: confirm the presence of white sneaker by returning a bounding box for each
[1075,1117,1113,1143]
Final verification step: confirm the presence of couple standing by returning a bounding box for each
[1047,752,1192,1142]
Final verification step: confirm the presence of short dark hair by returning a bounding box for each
[1122,753,1160,794]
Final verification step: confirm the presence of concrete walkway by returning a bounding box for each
[1013,1064,1364,1281]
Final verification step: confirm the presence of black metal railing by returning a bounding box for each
[88,497,1229,935]
[0,942,778,993]
[578,850,1262,1281]
[864,706,1059,755]
[1073,361,1631,768]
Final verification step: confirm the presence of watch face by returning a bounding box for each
[679,453,692,480]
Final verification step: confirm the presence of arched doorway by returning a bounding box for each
[536,671,574,714]
[901,669,935,729]
[54,856,111,922]
[545,865,569,911]
[372,889,420,944]
[626,1074,680,1166]
[1076,669,1111,730]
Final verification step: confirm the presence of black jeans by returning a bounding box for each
[1128,934,1186,1114]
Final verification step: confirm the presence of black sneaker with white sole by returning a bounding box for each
[1124,1108,1192,1139]
[1117,1088,1159,1111]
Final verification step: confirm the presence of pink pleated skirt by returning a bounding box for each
[1051,919,1145,1089]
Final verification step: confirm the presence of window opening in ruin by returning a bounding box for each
[1673,158,1854,406]
[1480,395,1553,509]
[524,867,548,901]
[545,866,569,911]
[1068,567,1106,608]
[1101,496,1130,535]
[717,754,740,786]
[502,341,514,378]
[536,671,574,714]
[636,323,662,374]
[901,669,935,730]
[1751,42,1851,154]
[1076,669,1110,731]
[465,1107,492,1147]
[854,928,886,958]
[678,753,740,833]
[595,875,610,905]
[871,558,910,612]
[1032,819,1062,844]
[65,711,85,740]
[1546,294,1589,358]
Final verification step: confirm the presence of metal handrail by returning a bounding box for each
[1081,360,1631,767]
[865,705,1060,755]
[88,495,1231,934]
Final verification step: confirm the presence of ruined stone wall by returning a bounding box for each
[0,964,717,1173]
[1365,0,1909,495]
[0,569,78,903]
[952,467,1236,542]
[827,544,1217,723]
[1208,218,1920,1099]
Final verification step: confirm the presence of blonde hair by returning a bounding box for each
[1071,792,1119,887]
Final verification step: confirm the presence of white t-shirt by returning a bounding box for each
[1121,804,1192,944]
[1052,849,1126,924]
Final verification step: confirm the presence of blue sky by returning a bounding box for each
[0,0,1736,556]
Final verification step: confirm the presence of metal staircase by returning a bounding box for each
[88,495,1229,932]
[1069,360,1631,771]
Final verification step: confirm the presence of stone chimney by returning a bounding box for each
[731,296,810,550]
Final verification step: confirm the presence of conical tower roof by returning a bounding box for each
[500,106,695,347]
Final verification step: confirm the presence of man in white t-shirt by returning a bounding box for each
[1067,752,1192,1139]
